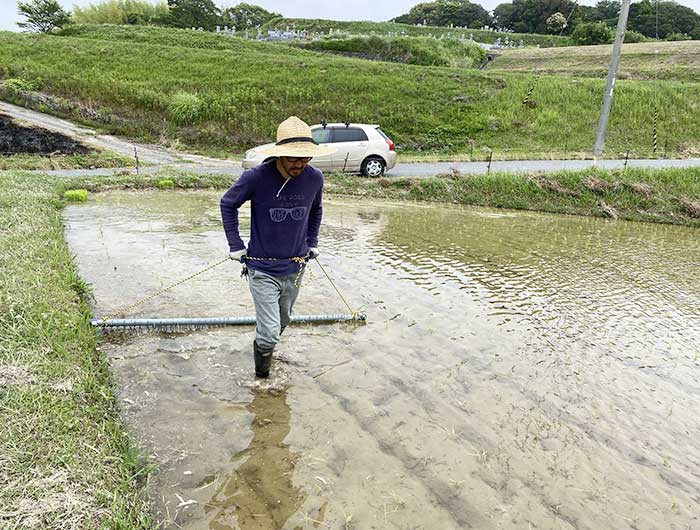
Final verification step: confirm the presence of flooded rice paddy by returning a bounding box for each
[64,190,700,530]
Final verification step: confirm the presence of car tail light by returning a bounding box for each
[376,127,395,151]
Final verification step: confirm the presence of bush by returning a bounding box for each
[572,22,614,45]
[664,32,692,41]
[63,189,88,201]
[2,77,39,94]
[167,92,205,124]
[157,179,174,189]
[624,30,648,43]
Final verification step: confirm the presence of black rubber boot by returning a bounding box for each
[253,341,273,378]
[280,324,287,336]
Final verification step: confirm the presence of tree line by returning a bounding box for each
[17,0,281,33]
[16,0,700,43]
[394,0,700,41]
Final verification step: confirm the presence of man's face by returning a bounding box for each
[279,156,311,178]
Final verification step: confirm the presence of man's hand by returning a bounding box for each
[229,248,247,263]
[308,247,320,259]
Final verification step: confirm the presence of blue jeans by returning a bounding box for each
[248,268,303,350]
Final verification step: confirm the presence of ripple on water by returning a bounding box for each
[64,192,700,530]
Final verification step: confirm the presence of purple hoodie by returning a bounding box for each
[220,159,323,276]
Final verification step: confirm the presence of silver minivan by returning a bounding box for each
[243,122,397,177]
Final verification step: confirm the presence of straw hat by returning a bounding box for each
[259,116,336,158]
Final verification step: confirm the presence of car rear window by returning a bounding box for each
[331,128,369,143]
[376,128,390,140]
[312,128,332,144]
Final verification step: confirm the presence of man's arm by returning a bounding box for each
[306,180,323,249]
[220,172,254,251]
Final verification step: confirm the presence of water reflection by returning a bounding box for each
[367,205,700,368]
[206,388,304,530]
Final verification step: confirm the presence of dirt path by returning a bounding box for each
[0,100,241,169]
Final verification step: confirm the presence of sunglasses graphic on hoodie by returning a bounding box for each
[269,206,308,222]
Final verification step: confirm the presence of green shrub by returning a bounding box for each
[572,22,614,45]
[2,77,39,93]
[624,30,648,43]
[63,189,88,201]
[665,32,692,41]
[157,178,174,189]
[167,92,205,124]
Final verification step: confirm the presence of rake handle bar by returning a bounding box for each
[91,313,366,329]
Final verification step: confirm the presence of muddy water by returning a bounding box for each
[64,190,700,530]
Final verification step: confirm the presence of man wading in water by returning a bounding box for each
[220,116,335,378]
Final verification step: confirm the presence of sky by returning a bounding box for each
[2,0,700,32]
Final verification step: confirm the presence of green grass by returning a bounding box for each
[490,40,700,82]
[59,167,700,227]
[262,17,573,48]
[0,172,152,529]
[1,25,699,159]
[0,151,132,170]
[294,35,486,68]
[60,23,313,54]
[324,167,700,226]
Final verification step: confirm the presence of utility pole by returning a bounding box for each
[593,0,631,156]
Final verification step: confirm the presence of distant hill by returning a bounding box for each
[0,24,698,159]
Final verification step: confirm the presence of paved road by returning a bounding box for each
[393,157,700,176]
[4,100,700,178]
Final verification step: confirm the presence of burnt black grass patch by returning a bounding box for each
[0,113,92,155]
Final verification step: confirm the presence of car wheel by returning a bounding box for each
[361,156,386,178]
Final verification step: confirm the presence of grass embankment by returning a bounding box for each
[0,172,152,529]
[490,40,700,82]
[294,35,486,68]
[328,168,700,226]
[60,167,700,227]
[0,151,132,170]
[1,25,699,159]
[262,18,572,47]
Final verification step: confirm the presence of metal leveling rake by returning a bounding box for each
[90,256,366,333]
